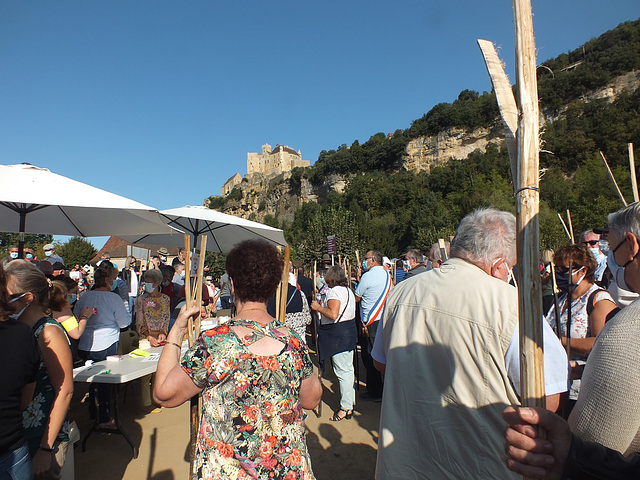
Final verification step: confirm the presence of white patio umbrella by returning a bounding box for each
[119,205,287,253]
[0,163,181,254]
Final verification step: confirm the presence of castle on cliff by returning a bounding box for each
[221,143,310,195]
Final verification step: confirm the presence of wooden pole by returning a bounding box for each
[557,213,571,240]
[629,143,639,203]
[566,209,575,244]
[438,238,449,262]
[599,151,628,206]
[477,38,519,181]
[278,246,290,323]
[355,250,361,281]
[513,0,546,415]
[184,235,194,346]
[193,235,207,339]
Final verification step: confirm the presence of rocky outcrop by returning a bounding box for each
[402,124,505,172]
[212,71,640,222]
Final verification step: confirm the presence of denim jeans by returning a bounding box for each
[331,350,356,410]
[79,342,119,423]
[0,443,32,480]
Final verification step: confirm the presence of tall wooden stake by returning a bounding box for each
[438,238,449,262]
[629,143,639,203]
[513,0,546,418]
[557,213,571,240]
[599,151,628,206]
[184,235,193,345]
[566,210,575,244]
[278,246,290,323]
[477,39,518,179]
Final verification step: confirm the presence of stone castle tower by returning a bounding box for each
[221,143,310,196]
[247,144,310,176]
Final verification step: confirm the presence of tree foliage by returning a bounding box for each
[0,233,53,257]
[56,237,97,266]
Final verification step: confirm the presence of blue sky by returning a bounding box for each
[1,2,639,248]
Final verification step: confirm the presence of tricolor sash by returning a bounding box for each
[362,271,391,327]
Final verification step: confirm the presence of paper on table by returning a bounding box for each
[129,349,151,358]
[141,354,160,362]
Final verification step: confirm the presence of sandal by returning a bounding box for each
[330,408,353,422]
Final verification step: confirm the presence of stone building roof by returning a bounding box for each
[271,144,300,156]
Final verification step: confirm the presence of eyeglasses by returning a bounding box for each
[583,240,599,246]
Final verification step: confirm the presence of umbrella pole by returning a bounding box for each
[312,259,322,417]
[18,211,26,258]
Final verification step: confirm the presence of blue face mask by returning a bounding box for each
[45,250,53,257]
[362,260,368,271]
[68,294,77,304]
[25,253,33,260]
[110,281,118,291]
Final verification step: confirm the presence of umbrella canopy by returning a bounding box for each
[0,164,179,251]
[119,205,287,253]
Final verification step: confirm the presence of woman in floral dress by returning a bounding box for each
[136,268,170,347]
[154,240,322,479]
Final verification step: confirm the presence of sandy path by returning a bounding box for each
[73,363,380,479]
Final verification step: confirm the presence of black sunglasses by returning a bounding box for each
[583,240,599,246]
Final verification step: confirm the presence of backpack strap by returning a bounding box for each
[586,287,605,317]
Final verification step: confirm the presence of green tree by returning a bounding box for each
[56,237,97,266]
[0,233,52,257]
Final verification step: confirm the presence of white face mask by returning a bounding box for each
[608,247,630,290]
[589,247,603,259]
[9,293,30,320]
[144,282,155,293]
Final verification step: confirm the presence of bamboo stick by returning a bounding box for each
[193,235,207,340]
[311,258,322,418]
[184,235,194,346]
[355,250,360,281]
[599,151,628,206]
[477,38,518,181]
[629,143,639,203]
[278,246,290,323]
[566,210,575,244]
[513,0,546,414]
[557,213,571,240]
[438,238,449,262]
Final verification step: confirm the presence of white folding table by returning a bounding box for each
[73,346,164,458]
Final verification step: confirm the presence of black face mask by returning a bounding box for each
[554,271,573,292]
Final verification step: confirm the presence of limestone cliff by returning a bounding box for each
[207,70,640,223]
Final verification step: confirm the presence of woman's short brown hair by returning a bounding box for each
[324,266,348,288]
[226,240,283,303]
[553,244,597,284]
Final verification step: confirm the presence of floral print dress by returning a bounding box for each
[181,319,316,480]
[22,317,70,454]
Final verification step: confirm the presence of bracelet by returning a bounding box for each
[165,341,182,350]
[39,445,54,452]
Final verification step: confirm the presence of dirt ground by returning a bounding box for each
[72,356,380,480]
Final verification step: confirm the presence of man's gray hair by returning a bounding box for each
[406,249,424,264]
[369,250,383,265]
[578,230,596,243]
[608,202,640,240]
[450,208,516,267]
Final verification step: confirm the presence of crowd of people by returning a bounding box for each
[2,202,640,479]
